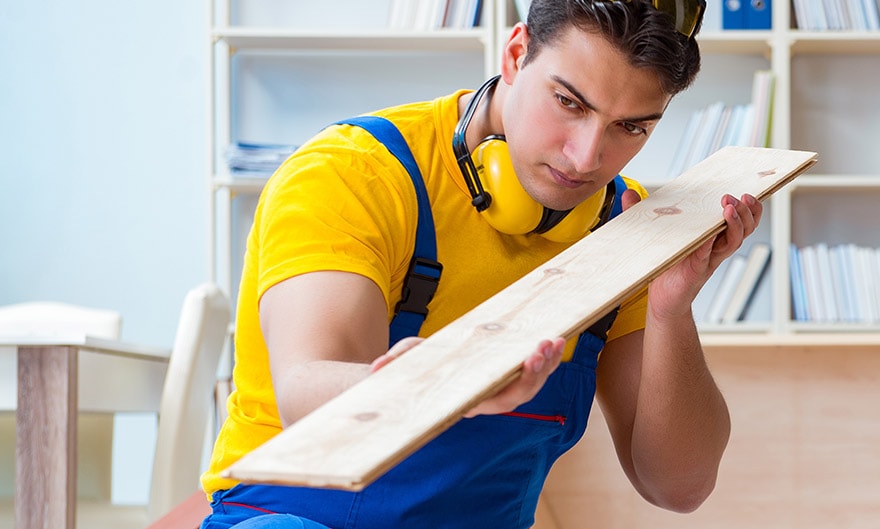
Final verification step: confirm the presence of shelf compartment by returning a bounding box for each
[214,27,491,52]
[790,53,880,176]
[212,174,268,195]
[697,31,774,55]
[788,32,880,55]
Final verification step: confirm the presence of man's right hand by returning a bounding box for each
[370,335,566,419]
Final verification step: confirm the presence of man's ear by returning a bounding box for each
[500,22,529,84]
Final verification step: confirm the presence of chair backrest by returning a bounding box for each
[147,283,231,521]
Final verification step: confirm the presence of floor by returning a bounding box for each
[535,344,880,529]
[4,344,879,529]
[0,500,148,529]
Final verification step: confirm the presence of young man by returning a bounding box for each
[201,0,756,527]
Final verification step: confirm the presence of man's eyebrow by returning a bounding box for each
[552,75,665,123]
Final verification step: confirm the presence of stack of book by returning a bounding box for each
[792,0,880,30]
[387,0,483,30]
[667,70,774,179]
[790,243,880,323]
[705,243,773,324]
[225,142,298,177]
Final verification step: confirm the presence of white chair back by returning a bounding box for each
[147,283,231,521]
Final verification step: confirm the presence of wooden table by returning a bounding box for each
[0,334,169,529]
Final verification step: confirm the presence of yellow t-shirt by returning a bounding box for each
[200,90,649,497]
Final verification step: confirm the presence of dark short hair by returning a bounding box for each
[521,0,702,96]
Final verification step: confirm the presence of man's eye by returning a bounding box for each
[556,94,577,109]
[622,122,647,135]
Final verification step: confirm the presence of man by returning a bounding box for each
[201,0,758,527]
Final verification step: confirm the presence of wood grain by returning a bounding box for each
[17,346,78,529]
[223,146,818,491]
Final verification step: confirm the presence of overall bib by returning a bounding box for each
[201,117,627,529]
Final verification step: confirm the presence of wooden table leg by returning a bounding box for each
[17,346,78,529]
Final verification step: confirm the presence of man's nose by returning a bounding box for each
[562,121,603,174]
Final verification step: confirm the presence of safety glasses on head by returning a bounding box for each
[647,0,706,38]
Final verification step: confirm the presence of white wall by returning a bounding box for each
[0,1,209,347]
[0,0,208,505]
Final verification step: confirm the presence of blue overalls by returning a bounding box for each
[201,117,628,529]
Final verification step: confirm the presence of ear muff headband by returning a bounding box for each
[452,76,499,212]
[452,75,615,242]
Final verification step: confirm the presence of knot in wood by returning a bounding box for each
[479,322,505,332]
[757,168,777,177]
[653,206,682,216]
[353,412,380,422]
[543,268,564,275]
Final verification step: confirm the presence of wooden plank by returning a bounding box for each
[223,146,818,491]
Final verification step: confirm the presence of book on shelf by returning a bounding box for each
[865,0,880,30]
[748,0,773,29]
[790,243,880,324]
[667,70,773,179]
[721,242,772,323]
[723,0,773,29]
[791,0,880,29]
[705,253,748,324]
[225,142,298,176]
[857,245,880,322]
[814,243,840,322]
[832,243,858,322]
[792,0,811,29]
[666,106,704,179]
[798,244,828,322]
[789,244,809,321]
[748,70,774,148]
[388,0,482,30]
[723,0,747,29]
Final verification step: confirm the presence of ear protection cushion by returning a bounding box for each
[471,136,606,242]
[541,186,606,243]
[472,137,543,235]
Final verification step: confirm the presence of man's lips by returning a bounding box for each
[549,167,586,189]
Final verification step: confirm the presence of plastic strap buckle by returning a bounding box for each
[395,257,444,316]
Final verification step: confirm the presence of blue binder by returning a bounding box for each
[724,0,772,29]
[747,0,772,29]
[723,0,747,29]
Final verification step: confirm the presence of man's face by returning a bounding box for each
[502,26,671,211]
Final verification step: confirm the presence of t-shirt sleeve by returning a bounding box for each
[253,132,418,313]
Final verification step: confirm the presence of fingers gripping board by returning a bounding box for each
[223,146,818,491]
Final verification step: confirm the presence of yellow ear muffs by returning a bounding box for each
[472,136,607,243]
[540,185,606,243]
[472,137,543,235]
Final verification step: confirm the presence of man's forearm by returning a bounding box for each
[631,303,731,512]
[274,360,373,428]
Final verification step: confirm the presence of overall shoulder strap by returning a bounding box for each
[334,116,443,347]
[609,174,627,220]
[578,175,629,347]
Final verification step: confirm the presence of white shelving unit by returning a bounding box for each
[208,0,496,323]
[208,0,880,355]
